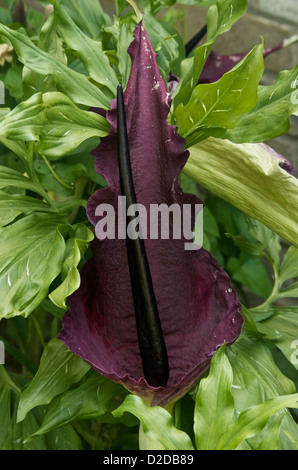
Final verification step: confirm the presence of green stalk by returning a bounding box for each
[26,143,52,204]
[41,154,74,190]
[250,255,280,314]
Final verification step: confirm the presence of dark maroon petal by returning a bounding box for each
[58,22,243,406]
[199,43,283,84]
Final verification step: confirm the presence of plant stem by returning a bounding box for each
[27,143,52,204]
[250,256,280,313]
[126,0,143,22]
[67,176,89,224]
[41,154,74,190]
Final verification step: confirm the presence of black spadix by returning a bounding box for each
[116,84,169,388]
[185,24,207,56]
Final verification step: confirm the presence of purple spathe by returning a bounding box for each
[58,22,243,406]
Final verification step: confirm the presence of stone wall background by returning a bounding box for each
[1,0,298,171]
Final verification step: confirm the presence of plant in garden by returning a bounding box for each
[0,0,297,450]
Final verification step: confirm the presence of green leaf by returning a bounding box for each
[175,42,264,146]
[277,282,298,298]
[225,332,298,449]
[17,338,90,422]
[227,333,296,410]
[3,65,23,100]
[4,405,47,450]
[34,157,85,196]
[117,23,133,89]
[0,165,39,193]
[22,11,67,99]
[38,92,110,158]
[0,213,67,319]
[0,6,13,25]
[113,395,194,450]
[28,371,126,438]
[27,7,45,35]
[1,90,109,160]
[143,12,185,79]
[183,138,298,249]
[0,336,38,374]
[280,246,298,284]
[217,394,298,450]
[247,217,281,267]
[0,367,48,450]
[115,0,130,16]
[255,413,285,450]
[173,0,248,109]
[0,366,15,448]
[49,224,94,309]
[194,345,235,450]
[0,93,44,142]
[50,0,118,95]
[43,421,83,450]
[226,233,266,257]
[256,307,298,370]
[0,191,58,227]
[224,65,298,143]
[58,0,110,39]
[139,0,176,14]
[0,23,111,109]
[229,256,272,299]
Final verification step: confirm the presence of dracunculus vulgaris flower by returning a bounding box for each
[58,22,243,406]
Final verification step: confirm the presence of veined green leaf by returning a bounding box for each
[0,191,58,227]
[117,23,133,89]
[228,256,273,299]
[139,0,176,14]
[257,307,298,371]
[226,333,298,449]
[255,413,287,450]
[227,333,296,410]
[0,213,67,319]
[280,246,298,284]
[176,43,264,146]
[17,338,90,422]
[0,366,16,448]
[224,65,298,143]
[4,401,47,450]
[143,11,185,79]
[113,395,194,450]
[23,10,67,99]
[0,138,28,163]
[38,92,110,158]
[0,93,44,142]
[194,345,235,450]
[173,0,248,109]
[183,138,298,248]
[225,233,266,257]
[50,0,118,95]
[277,282,298,299]
[0,165,40,193]
[0,23,111,109]
[217,394,298,450]
[27,371,127,438]
[247,217,281,267]
[49,224,94,309]
[1,91,109,159]
[59,0,111,39]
